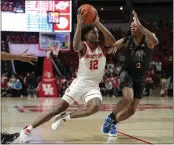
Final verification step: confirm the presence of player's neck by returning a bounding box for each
[86,41,98,50]
[134,33,144,45]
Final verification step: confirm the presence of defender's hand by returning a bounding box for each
[132,10,143,28]
[20,48,37,65]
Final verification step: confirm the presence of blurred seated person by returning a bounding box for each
[99,79,106,96]
[105,79,114,97]
[27,84,36,99]
[13,79,22,97]
[7,78,15,97]
[160,75,168,97]
[1,74,8,97]
[144,71,153,96]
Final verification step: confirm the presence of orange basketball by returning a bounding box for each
[78,4,97,24]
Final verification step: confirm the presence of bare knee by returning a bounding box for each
[122,96,133,105]
[86,98,101,116]
[86,104,100,116]
[122,87,134,105]
[51,99,69,116]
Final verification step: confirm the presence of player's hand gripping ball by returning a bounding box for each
[78,4,97,24]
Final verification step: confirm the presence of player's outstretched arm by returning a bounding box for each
[132,10,159,49]
[107,38,126,54]
[1,51,22,60]
[1,49,37,65]
[93,13,116,48]
[73,9,87,52]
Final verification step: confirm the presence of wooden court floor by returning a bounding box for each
[1,96,173,144]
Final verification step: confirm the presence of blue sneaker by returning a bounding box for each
[101,117,113,133]
[108,124,117,137]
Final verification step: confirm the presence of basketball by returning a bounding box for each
[78,4,97,24]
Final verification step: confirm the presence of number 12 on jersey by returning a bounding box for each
[90,60,98,70]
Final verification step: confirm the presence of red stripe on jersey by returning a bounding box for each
[83,93,101,100]
[64,94,77,103]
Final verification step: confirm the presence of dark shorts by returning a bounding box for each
[120,71,145,99]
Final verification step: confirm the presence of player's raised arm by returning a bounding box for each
[73,9,87,52]
[93,13,116,48]
[132,10,158,49]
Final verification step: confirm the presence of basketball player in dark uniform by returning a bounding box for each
[101,10,159,137]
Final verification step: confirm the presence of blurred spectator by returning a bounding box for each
[144,71,153,96]
[13,79,22,97]
[1,18,173,98]
[167,76,173,97]
[105,79,114,97]
[27,84,36,99]
[2,32,39,44]
[160,77,168,97]
[1,74,8,97]
[99,80,106,96]
[10,74,16,82]
[1,0,25,13]
[7,78,15,97]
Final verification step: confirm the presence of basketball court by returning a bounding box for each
[1,95,173,144]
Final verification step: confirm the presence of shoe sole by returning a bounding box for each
[20,138,30,143]
[108,132,117,137]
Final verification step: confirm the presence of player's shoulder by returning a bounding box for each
[78,41,88,58]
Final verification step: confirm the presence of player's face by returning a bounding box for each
[86,27,99,43]
[130,22,140,36]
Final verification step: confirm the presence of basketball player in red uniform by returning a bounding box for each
[20,9,116,143]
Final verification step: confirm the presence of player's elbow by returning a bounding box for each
[105,39,116,48]
[151,34,159,46]
[154,38,159,46]
[73,42,80,52]
[151,38,159,46]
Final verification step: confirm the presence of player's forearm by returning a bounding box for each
[112,38,125,49]
[73,24,83,52]
[107,38,125,54]
[141,26,159,46]
[1,51,20,60]
[95,22,116,47]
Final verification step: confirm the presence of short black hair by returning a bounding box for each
[81,24,95,41]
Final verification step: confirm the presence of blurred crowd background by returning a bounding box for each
[1,0,173,98]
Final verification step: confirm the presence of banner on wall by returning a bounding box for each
[38,57,58,97]
[39,32,70,51]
